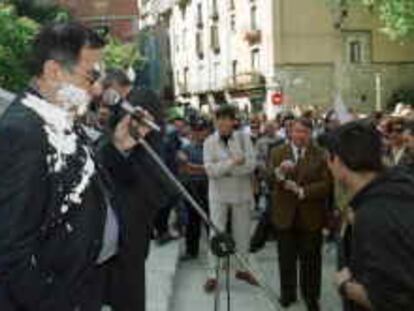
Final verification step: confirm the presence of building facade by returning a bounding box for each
[142,0,414,116]
[272,0,414,115]
[167,0,274,115]
[137,0,175,102]
[56,0,140,41]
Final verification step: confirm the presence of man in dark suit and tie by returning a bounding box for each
[0,23,151,311]
[269,118,332,311]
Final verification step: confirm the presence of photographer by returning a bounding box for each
[269,118,332,311]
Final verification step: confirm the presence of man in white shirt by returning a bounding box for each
[203,105,258,293]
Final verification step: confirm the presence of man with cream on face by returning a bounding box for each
[0,22,150,311]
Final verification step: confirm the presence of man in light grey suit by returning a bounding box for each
[203,105,258,293]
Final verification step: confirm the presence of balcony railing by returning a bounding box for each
[244,29,261,45]
[226,71,265,91]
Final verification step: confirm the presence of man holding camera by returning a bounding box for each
[269,118,332,311]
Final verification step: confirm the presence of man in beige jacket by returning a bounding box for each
[203,105,258,293]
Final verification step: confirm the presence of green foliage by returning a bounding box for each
[327,0,414,40]
[6,0,72,23]
[0,4,39,91]
[103,37,145,71]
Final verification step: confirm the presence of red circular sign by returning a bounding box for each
[272,92,283,105]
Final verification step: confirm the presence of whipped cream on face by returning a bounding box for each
[22,93,96,214]
[56,83,91,117]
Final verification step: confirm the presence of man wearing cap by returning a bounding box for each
[178,118,211,260]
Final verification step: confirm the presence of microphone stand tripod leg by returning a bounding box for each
[137,138,282,311]
[226,255,231,311]
[214,256,221,311]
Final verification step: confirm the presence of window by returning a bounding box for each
[232,60,238,83]
[184,67,189,92]
[251,49,260,70]
[230,14,236,31]
[196,31,204,59]
[344,32,371,64]
[349,40,362,63]
[212,0,219,20]
[250,6,258,30]
[197,3,203,28]
[229,0,235,10]
[211,25,220,53]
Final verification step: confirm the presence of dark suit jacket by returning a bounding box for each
[100,131,177,311]
[269,143,332,232]
[0,92,133,311]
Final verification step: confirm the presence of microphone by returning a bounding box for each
[120,100,161,132]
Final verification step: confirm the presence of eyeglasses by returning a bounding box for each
[79,69,102,85]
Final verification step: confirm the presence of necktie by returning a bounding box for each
[295,148,301,163]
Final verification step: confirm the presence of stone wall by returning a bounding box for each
[342,63,414,112]
[274,65,334,109]
[274,63,414,113]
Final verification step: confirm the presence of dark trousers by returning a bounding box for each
[153,193,180,236]
[104,254,146,311]
[250,199,273,247]
[185,180,208,256]
[277,229,322,309]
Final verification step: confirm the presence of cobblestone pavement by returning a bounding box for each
[170,242,341,311]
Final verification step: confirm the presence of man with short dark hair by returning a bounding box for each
[0,22,149,310]
[269,118,332,311]
[203,105,258,292]
[326,121,414,311]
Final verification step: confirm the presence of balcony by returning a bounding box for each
[196,19,203,29]
[244,29,261,46]
[211,10,219,21]
[226,71,265,91]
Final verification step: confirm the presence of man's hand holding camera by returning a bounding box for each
[284,180,305,200]
[275,160,305,200]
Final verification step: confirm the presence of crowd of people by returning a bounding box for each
[0,21,414,311]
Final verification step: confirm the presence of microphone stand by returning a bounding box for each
[138,137,281,311]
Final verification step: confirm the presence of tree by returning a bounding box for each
[326,0,414,40]
[0,4,39,91]
[6,0,72,24]
[103,36,145,71]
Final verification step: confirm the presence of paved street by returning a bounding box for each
[170,242,341,311]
